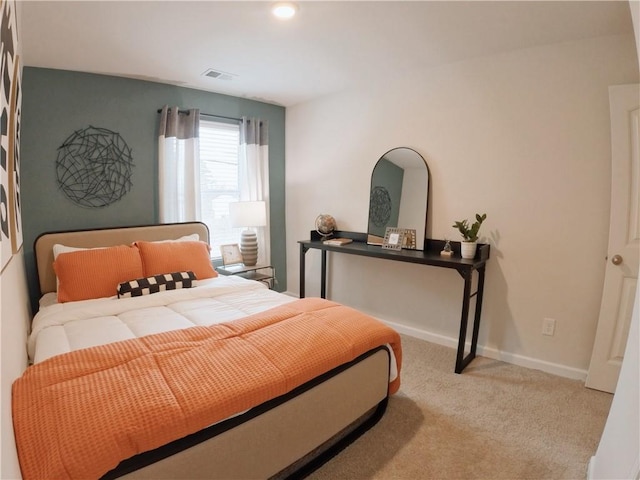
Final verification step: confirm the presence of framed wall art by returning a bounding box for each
[0,0,19,271]
[8,53,22,253]
[382,227,404,251]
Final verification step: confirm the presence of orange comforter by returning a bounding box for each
[12,298,402,480]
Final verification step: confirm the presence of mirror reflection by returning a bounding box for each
[367,147,429,250]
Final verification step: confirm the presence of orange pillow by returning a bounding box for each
[54,245,144,303]
[136,241,217,280]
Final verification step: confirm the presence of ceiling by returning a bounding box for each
[20,1,635,107]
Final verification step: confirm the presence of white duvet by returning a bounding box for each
[29,275,296,364]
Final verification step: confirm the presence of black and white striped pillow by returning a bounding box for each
[117,271,197,298]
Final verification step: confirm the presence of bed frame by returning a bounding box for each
[33,222,391,479]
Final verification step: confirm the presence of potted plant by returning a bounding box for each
[452,213,487,259]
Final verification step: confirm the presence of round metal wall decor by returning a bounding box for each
[56,126,133,208]
[369,186,392,227]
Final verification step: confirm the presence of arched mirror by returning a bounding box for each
[367,147,429,250]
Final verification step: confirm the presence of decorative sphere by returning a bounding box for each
[315,214,336,237]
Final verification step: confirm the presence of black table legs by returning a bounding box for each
[299,247,327,299]
[454,266,486,373]
[299,245,307,298]
[299,243,487,374]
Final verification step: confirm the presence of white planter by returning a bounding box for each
[460,241,477,259]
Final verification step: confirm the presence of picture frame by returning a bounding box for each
[401,229,417,250]
[220,243,243,266]
[382,227,404,250]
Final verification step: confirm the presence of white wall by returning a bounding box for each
[1,1,29,477]
[0,253,30,480]
[286,33,639,377]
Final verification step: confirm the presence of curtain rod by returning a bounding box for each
[156,108,241,123]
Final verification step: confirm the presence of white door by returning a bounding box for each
[586,84,640,393]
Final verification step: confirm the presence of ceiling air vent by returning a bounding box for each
[202,69,236,81]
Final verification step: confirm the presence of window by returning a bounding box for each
[199,118,241,258]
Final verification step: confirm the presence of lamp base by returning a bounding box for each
[240,230,258,266]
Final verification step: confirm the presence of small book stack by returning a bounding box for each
[322,237,353,246]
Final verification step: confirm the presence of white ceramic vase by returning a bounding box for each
[460,241,477,259]
[240,230,259,266]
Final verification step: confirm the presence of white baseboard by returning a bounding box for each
[381,319,589,381]
[284,292,588,381]
[587,454,640,480]
[587,455,596,480]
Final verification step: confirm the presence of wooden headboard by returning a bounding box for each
[34,222,210,296]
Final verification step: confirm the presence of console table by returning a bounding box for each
[299,231,490,374]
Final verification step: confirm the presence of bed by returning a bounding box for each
[13,222,402,480]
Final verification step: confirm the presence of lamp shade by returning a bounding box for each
[229,201,267,228]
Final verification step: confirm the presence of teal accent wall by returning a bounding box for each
[21,67,286,311]
[368,158,403,238]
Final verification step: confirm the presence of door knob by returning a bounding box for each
[611,254,623,265]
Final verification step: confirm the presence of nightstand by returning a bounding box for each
[216,264,275,289]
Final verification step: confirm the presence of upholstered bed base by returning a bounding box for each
[106,347,390,479]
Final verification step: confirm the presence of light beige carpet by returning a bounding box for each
[309,334,613,480]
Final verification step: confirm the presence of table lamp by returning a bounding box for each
[229,201,267,266]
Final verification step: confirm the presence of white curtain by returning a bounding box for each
[158,105,200,223]
[238,117,270,265]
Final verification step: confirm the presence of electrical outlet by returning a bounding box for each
[542,318,556,336]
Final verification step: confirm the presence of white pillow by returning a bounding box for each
[52,234,200,259]
[154,233,200,244]
[53,243,105,260]
[38,292,60,309]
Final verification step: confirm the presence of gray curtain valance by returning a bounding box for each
[159,105,199,140]
[240,117,268,146]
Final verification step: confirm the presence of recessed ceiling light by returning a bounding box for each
[272,2,298,20]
